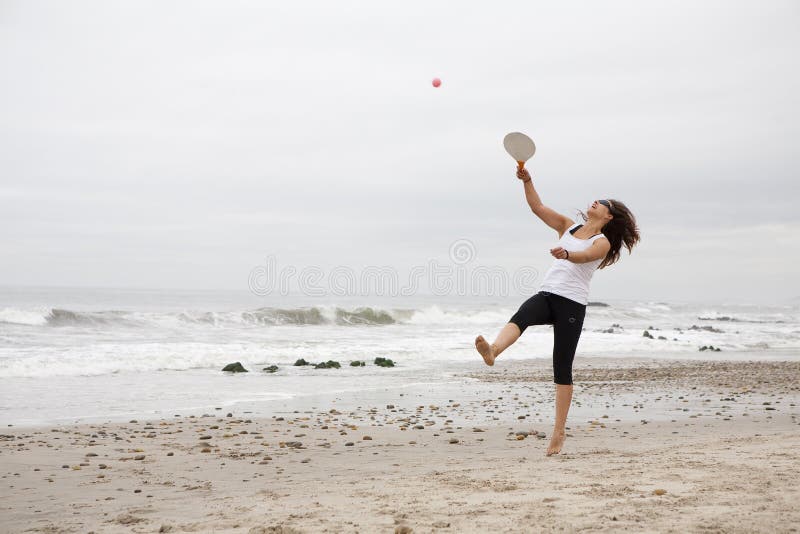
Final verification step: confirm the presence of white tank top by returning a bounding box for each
[539,222,606,305]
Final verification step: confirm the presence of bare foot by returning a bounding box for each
[546,429,565,456]
[475,335,496,366]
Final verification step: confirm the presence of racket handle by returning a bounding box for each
[517,161,525,170]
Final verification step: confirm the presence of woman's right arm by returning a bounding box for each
[517,168,574,236]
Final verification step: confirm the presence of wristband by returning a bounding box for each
[565,250,570,260]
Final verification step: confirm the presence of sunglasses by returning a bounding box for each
[598,199,613,212]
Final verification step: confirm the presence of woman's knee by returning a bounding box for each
[553,364,573,385]
[507,317,527,334]
[509,293,551,333]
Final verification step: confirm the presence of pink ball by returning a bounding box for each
[432,77,441,88]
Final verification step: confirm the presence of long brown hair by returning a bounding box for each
[579,199,640,269]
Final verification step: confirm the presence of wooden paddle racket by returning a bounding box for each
[503,132,536,170]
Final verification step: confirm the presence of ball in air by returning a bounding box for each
[432,77,442,88]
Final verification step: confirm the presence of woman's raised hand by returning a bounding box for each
[517,168,531,182]
[550,247,569,260]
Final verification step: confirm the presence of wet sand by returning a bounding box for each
[2,358,799,533]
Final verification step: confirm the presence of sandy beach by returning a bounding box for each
[4,0,799,531]
[2,358,799,533]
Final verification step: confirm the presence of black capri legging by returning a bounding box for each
[508,291,586,385]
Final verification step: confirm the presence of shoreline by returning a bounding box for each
[2,358,799,532]
[3,355,798,429]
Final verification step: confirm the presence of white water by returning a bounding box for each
[1,287,797,425]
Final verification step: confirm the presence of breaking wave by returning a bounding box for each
[0,305,508,329]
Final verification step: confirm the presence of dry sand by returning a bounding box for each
[2,359,799,533]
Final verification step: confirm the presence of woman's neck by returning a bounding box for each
[583,218,605,235]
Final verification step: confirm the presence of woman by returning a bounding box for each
[475,166,640,456]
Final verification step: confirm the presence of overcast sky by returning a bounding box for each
[1,1,798,304]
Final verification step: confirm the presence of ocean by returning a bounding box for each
[1,287,797,426]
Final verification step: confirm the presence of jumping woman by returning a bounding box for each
[475,166,640,456]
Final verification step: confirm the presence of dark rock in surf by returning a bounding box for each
[293,359,310,366]
[587,301,609,307]
[350,360,366,367]
[314,360,341,369]
[222,362,248,373]
[374,357,395,367]
[642,330,654,339]
[698,315,736,322]
[690,324,724,333]
[262,365,279,373]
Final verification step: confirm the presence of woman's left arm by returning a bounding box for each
[550,239,611,264]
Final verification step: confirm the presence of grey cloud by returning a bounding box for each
[1,0,798,303]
